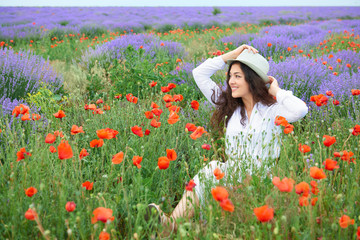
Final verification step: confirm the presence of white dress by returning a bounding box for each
[191,56,308,206]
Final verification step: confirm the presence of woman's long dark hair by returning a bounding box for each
[210,61,276,134]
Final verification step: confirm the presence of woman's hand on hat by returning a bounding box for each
[221,45,258,63]
[268,76,280,97]
[238,45,259,55]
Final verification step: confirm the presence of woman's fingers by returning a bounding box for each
[268,76,274,83]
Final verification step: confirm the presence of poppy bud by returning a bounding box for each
[65,201,76,212]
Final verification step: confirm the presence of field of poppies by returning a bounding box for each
[1,6,360,240]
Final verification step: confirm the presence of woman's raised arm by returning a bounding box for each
[192,45,259,106]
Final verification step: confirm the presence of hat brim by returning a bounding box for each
[227,59,269,83]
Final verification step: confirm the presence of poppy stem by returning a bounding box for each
[341,132,352,150]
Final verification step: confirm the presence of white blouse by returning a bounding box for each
[192,56,308,170]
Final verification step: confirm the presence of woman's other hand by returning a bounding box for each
[221,44,259,63]
[268,76,281,97]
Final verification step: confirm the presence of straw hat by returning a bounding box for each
[227,50,270,83]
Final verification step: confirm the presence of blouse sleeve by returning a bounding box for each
[272,89,309,123]
[192,56,226,106]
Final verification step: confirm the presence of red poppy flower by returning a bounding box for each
[150,119,161,128]
[149,81,157,87]
[92,108,104,115]
[299,195,309,206]
[19,104,30,114]
[21,113,31,121]
[339,215,355,228]
[326,90,334,96]
[219,198,234,212]
[173,94,183,102]
[53,110,66,119]
[334,150,355,163]
[272,177,295,192]
[310,181,319,195]
[25,208,37,220]
[65,201,76,212]
[45,133,56,144]
[311,197,318,206]
[185,123,197,132]
[351,89,360,96]
[151,108,163,117]
[274,116,288,126]
[167,111,179,124]
[131,125,144,137]
[96,99,103,104]
[99,232,110,240]
[112,152,124,164]
[84,104,97,110]
[158,157,170,170]
[310,94,328,106]
[161,86,170,93]
[12,105,22,117]
[163,94,174,103]
[91,207,115,224]
[16,147,31,161]
[190,127,206,140]
[185,179,196,191]
[71,125,84,135]
[54,130,64,138]
[352,124,360,136]
[253,205,274,222]
[151,102,159,108]
[168,105,180,113]
[166,149,177,161]
[58,140,73,160]
[333,100,340,105]
[168,83,176,89]
[284,124,294,134]
[79,148,89,160]
[310,167,327,180]
[214,168,225,180]
[145,111,154,119]
[132,156,142,168]
[202,144,211,150]
[32,113,41,120]
[82,181,93,190]
[126,93,138,103]
[25,187,37,197]
[323,135,336,147]
[97,128,118,139]
[191,100,199,110]
[90,139,104,148]
[298,144,311,153]
[323,158,339,171]
[295,182,310,197]
[145,129,150,135]
[211,186,229,202]
[49,145,57,153]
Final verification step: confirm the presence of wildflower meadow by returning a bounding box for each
[1,6,360,240]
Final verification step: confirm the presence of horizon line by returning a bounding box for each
[1,5,360,7]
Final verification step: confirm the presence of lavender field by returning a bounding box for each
[0,6,360,240]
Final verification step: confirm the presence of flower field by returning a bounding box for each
[0,6,360,239]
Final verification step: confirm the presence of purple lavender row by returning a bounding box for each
[1,7,360,39]
[221,19,360,56]
[0,47,63,104]
[79,33,185,70]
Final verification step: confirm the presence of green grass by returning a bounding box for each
[1,21,360,239]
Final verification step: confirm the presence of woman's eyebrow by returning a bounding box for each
[230,72,242,74]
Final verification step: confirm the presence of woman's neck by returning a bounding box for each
[242,96,255,113]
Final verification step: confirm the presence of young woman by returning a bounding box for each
[147,45,308,236]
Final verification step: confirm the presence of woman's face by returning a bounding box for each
[228,63,251,99]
